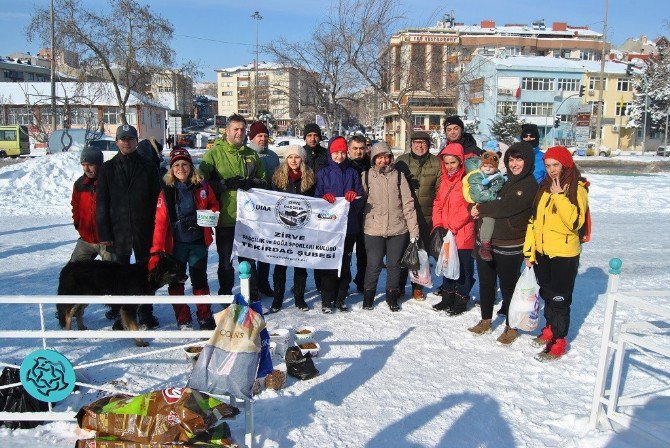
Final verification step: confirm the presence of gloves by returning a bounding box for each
[344,190,357,202]
[224,176,246,190]
[242,178,262,191]
[323,193,335,204]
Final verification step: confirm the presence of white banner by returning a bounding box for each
[233,189,350,270]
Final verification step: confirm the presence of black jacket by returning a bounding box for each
[459,132,482,157]
[96,151,161,260]
[303,144,330,175]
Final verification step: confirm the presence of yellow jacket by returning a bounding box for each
[523,181,588,262]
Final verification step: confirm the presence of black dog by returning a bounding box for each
[57,253,186,347]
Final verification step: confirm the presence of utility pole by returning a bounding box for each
[251,11,263,120]
[50,0,57,133]
[594,0,608,150]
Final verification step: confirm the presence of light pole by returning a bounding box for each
[50,0,57,133]
[251,11,263,120]
[594,0,608,150]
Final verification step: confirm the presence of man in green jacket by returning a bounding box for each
[199,114,267,300]
[395,131,441,300]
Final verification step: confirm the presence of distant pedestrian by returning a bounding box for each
[520,124,547,183]
[167,134,174,150]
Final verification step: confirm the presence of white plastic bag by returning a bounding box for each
[508,266,541,332]
[409,249,433,288]
[435,231,460,280]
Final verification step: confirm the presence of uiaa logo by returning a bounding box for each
[317,211,337,220]
[275,196,311,229]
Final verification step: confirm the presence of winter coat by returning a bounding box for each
[457,132,482,157]
[303,144,330,175]
[432,146,475,250]
[532,145,547,184]
[523,181,588,262]
[394,152,441,226]
[315,158,364,235]
[199,139,267,227]
[71,175,99,244]
[96,151,161,259]
[362,165,419,239]
[273,174,316,197]
[463,170,505,204]
[477,144,538,247]
[249,141,280,179]
[150,181,220,256]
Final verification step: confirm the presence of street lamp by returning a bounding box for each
[251,11,263,120]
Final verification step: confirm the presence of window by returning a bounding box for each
[429,115,442,126]
[557,114,574,123]
[0,129,16,141]
[588,101,603,115]
[617,78,632,91]
[496,101,517,115]
[126,109,137,125]
[615,102,629,116]
[520,102,553,116]
[221,91,233,96]
[7,108,33,125]
[580,50,598,61]
[103,107,119,125]
[507,47,522,56]
[412,115,426,127]
[521,77,554,91]
[238,81,249,87]
[69,107,98,126]
[557,79,580,92]
[588,77,607,91]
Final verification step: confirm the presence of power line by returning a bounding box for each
[174,33,254,47]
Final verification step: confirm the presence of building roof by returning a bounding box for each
[0,82,168,109]
[214,61,289,73]
[478,56,628,74]
[397,21,602,39]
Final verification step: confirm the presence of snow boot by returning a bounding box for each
[478,241,493,261]
[335,289,349,312]
[467,319,492,335]
[432,290,455,311]
[270,285,284,314]
[530,325,553,348]
[536,338,567,361]
[447,292,469,316]
[362,289,375,310]
[293,285,309,311]
[385,289,401,312]
[321,290,335,314]
[496,326,518,345]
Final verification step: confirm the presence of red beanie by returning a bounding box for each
[169,147,192,166]
[249,121,269,140]
[544,146,574,169]
[328,136,347,154]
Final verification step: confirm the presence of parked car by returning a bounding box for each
[656,146,670,157]
[271,138,305,156]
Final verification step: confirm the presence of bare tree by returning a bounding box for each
[27,0,175,124]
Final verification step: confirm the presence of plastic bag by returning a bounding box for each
[284,346,319,381]
[429,227,446,259]
[399,239,421,271]
[508,266,541,332]
[0,367,47,429]
[435,231,460,280]
[409,249,433,288]
[188,293,265,400]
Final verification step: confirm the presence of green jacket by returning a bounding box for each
[394,152,441,225]
[199,139,267,227]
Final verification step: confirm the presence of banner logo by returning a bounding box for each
[275,196,311,229]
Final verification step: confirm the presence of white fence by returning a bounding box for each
[590,258,670,445]
[0,288,256,447]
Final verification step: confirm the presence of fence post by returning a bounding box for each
[590,258,622,428]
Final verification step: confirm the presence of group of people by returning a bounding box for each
[68,114,588,360]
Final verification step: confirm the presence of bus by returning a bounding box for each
[0,125,30,158]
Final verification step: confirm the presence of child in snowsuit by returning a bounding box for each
[463,150,506,261]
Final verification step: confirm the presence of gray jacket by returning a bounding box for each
[248,141,280,178]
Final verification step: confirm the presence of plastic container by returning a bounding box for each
[297,341,320,358]
[294,326,315,343]
[196,210,220,227]
[184,345,203,366]
[269,328,291,346]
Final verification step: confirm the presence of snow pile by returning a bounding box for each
[0,153,81,215]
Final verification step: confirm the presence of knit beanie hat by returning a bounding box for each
[303,123,322,140]
[484,140,499,151]
[520,124,540,147]
[328,136,347,154]
[284,144,306,160]
[80,145,103,166]
[249,121,269,140]
[544,146,574,169]
[169,147,192,166]
[444,115,465,130]
[480,150,499,169]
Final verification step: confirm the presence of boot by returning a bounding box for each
[412,287,426,301]
[270,285,284,313]
[447,292,468,316]
[530,325,553,348]
[169,283,191,328]
[468,319,492,335]
[496,326,518,345]
[321,290,334,314]
[432,290,455,311]
[537,338,567,361]
[293,285,309,311]
[478,241,493,261]
[385,289,400,312]
[335,289,349,312]
[362,289,376,310]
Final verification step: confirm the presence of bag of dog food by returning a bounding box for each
[75,387,238,446]
[188,293,265,400]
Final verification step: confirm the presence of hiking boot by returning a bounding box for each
[335,290,349,311]
[478,241,493,261]
[362,289,375,310]
[530,325,553,348]
[412,288,426,301]
[385,289,401,312]
[467,319,492,335]
[432,291,455,312]
[496,326,518,345]
[198,317,216,331]
[447,293,469,316]
[536,338,567,361]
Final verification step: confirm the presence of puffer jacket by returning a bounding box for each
[150,181,220,256]
[315,158,364,234]
[71,175,99,244]
[523,181,588,262]
[394,152,441,225]
[199,139,267,227]
[432,145,475,250]
[362,164,419,239]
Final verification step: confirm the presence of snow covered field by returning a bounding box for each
[0,153,668,447]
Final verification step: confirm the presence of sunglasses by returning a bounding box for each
[522,134,535,139]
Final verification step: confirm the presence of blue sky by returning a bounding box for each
[0,0,667,81]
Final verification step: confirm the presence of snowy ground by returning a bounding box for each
[0,153,668,447]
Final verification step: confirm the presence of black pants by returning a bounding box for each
[353,231,367,288]
[534,253,579,340]
[273,265,307,297]
[443,248,475,301]
[215,226,258,300]
[364,233,408,292]
[476,246,524,324]
[257,261,273,289]
[321,234,356,304]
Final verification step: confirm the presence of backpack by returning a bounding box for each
[579,178,591,243]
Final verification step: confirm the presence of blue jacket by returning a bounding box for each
[315,158,364,234]
[533,146,547,184]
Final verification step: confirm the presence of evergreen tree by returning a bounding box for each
[627,42,670,132]
[489,108,523,144]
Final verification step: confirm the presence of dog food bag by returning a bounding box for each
[76,387,239,445]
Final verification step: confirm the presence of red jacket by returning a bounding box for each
[432,146,475,250]
[71,175,99,244]
[150,181,220,257]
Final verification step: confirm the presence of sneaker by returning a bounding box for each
[496,326,518,345]
[198,317,216,331]
[536,338,567,361]
[138,313,160,330]
[105,308,120,320]
[179,322,193,331]
[530,325,553,348]
[467,319,492,335]
[478,241,493,261]
[412,288,426,301]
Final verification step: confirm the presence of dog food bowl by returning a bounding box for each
[294,326,315,343]
[184,345,203,366]
[297,341,320,358]
[196,210,220,227]
[269,328,291,346]
[264,365,287,391]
